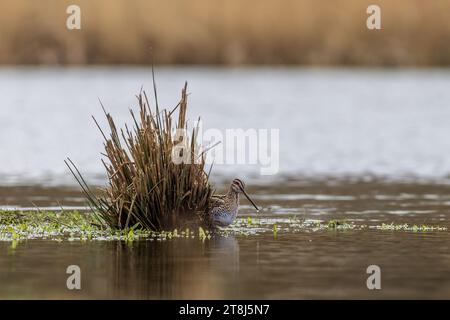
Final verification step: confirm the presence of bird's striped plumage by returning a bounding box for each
[208,178,258,227]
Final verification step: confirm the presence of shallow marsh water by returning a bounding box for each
[1,178,450,299]
[2,67,450,299]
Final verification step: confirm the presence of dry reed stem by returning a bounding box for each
[67,83,214,231]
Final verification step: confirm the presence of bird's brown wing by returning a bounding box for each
[201,195,227,228]
[210,195,226,207]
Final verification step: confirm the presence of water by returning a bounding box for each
[2,67,450,184]
[1,67,450,299]
[1,178,450,299]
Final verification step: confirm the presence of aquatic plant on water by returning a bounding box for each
[0,211,448,242]
[66,81,214,231]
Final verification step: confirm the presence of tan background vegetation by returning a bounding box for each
[0,0,449,65]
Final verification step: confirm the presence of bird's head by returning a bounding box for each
[230,178,259,211]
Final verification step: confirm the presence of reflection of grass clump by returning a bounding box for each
[66,82,214,231]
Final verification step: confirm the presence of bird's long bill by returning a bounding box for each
[241,188,260,212]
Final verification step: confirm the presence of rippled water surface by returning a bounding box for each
[2,67,450,299]
[1,178,450,299]
[2,67,450,183]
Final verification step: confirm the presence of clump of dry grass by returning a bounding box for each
[66,82,214,231]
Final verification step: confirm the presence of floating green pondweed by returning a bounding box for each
[198,226,211,241]
[0,211,447,242]
[374,223,448,232]
[326,219,356,230]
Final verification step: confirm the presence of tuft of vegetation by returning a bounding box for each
[0,210,213,242]
[66,82,214,231]
[326,219,355,230]
[374,223,448,232]
[1,211,448,242]
[4,1,450,66]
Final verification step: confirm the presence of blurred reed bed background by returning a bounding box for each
[0,0,449,65]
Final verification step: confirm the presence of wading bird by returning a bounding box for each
[209,178,259,227]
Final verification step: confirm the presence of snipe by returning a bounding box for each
[208,178,259,227]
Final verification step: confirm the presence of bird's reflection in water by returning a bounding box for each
[208,236,240,274]
[110,235,240,299]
